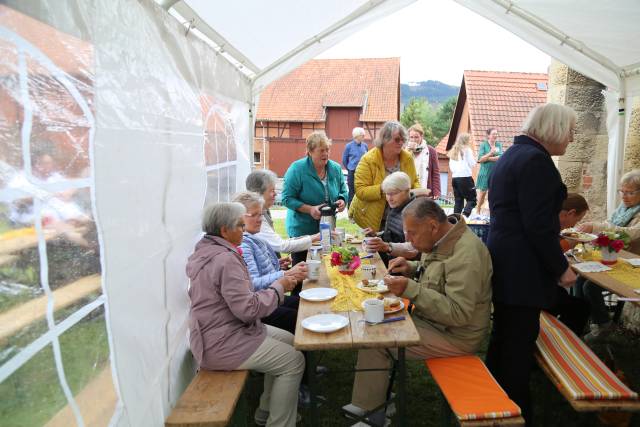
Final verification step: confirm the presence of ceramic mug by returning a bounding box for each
[309,245,323,260]
[362,265,377,280]
[362,237,377,253]
[307,260,322,280]
[363,298,384,323]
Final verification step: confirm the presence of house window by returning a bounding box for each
[254,152,261,163]
[289,122,302,138]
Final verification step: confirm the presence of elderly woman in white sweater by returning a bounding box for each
[246,169,321,258]
[447,133,477,217]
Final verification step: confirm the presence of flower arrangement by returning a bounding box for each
[330,246,361,274]
[593,230,630,253]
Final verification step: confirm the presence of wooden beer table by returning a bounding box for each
[294,252,420,426]
[568,249,640,305]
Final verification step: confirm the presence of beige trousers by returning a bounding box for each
[351,322,470,410]
[238,325,305,427]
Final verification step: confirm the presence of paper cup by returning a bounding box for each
[363,298,384,323]
[362,265,377,280]
[307,260,322,280]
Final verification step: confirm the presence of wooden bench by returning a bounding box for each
[536,311,640,413]
[165,369,248,427]
[425,356,525,426]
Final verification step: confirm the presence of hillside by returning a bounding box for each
[401,80,459,107]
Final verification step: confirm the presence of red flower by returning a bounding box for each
[610,239,625,252]
[595,234,610,247]
[330,252,342,266]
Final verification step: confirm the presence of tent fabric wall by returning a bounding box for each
[0,0,251,426]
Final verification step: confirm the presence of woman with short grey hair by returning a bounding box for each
[187,202,303,427]
[576,168,640,341]
[245,169,321,255]
[348,121,423,231]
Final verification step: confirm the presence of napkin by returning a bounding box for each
[622,258,640,267]
[572,262,612,273]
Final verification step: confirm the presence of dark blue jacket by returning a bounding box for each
[487,135,568,309]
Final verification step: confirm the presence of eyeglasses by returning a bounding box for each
[391,137,405,143]
[236,222,246,230]
[618,190,640,196]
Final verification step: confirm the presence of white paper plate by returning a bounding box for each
[572,261,612,273]
[623,258,640,267]
[560,229,598,243]
[301,313,349,333]
[299,288,338,302]
[356,280,388,293]
[361,298,405,314]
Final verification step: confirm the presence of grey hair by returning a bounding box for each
[232,191,264,210]
[246,169,277,195]
[620,169,640,189]
[521,103,577,146]
[202,202,245,236]
[352,127,366,138]
[381,171,411,193]
[374,121,407,149]
[402,198,447,223]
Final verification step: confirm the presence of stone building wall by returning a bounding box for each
[547,60,608,222]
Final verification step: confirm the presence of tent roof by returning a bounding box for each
[157,0,640,96]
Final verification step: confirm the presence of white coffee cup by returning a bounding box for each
[309,245,323,260]
[307,260,322,280]
[362,265,377,280]
[363,298,384,323]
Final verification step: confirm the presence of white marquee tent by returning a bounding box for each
[0,0,639,426]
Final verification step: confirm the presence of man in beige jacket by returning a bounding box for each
[348,198,493,420]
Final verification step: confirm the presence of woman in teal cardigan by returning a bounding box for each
[282,131,348,267]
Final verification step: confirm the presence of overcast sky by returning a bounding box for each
[317,0,551,86]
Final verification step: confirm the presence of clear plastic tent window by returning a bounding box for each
[0,1,250,425]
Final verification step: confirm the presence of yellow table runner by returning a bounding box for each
[324,257,374,312]
[580,250,640,289]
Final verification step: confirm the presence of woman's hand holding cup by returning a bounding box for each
[286,262,308,281]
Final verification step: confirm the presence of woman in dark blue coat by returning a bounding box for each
[485,103,578,425]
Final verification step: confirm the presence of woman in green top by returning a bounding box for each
[476,128,503,214]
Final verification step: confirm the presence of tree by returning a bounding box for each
[400,98,436,145]
[431,96,457,141]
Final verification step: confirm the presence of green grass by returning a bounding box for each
[0,306,111,427]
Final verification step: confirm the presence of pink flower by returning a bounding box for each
[348,256,361,270]
[330,252,342,266]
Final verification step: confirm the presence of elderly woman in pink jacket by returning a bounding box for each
[186,202,304,427]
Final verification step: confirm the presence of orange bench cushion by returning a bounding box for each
[537,311,637,400]
[426,355,521,421]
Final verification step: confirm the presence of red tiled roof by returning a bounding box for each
[463,70,548,150]
[256,58,400,122]
[436,133,449,156]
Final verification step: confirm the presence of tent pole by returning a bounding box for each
[607,90,626,217]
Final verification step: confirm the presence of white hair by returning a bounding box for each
[246,169,277,194]
[202,202,245,236]
[232,191,264,210]
[521,103,577,146]
[352,127,365,138]
[381,171,411,193]
[621,169,640,189]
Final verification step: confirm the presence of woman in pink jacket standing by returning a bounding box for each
[186,202,304,427]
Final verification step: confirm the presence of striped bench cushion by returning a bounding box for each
[426,356,521,421]
[537,311,637,400]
